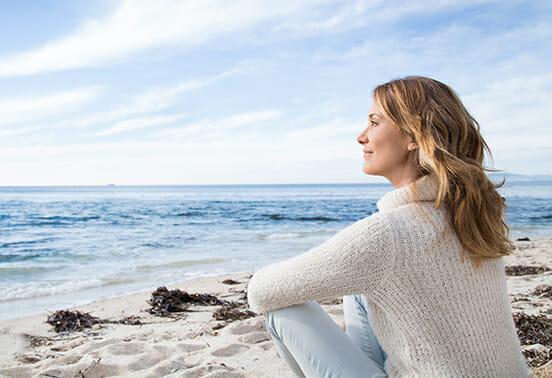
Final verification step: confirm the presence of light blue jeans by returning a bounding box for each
[265,295,388,378]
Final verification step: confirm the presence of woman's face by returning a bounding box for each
[357,101,418,188]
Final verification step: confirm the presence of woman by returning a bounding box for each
[247,76,529,377]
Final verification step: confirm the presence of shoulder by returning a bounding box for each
[376,202,448,249]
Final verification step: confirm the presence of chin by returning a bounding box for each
[362,164,376,176]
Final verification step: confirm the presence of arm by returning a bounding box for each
[247,213,396,313]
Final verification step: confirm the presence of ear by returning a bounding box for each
[407,140,419,151]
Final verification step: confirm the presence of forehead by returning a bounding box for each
[368,101,384,118]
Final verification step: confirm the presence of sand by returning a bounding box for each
[0,238,551,377]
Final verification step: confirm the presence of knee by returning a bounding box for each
[265,302,319,337]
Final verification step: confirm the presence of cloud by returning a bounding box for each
[0,126,37,137]
[285,118,360,140]
[274,0,496,34]
[97,113,190,136]
[71,64,245,129]
[152,109,282,139]
[0,0,327,77]
[463,72,552,134]
[0,86,102,126]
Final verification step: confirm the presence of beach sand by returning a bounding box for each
[0,238,550,377]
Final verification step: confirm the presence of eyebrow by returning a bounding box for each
[368,113,381,119]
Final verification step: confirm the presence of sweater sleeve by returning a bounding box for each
[247,213,395,313]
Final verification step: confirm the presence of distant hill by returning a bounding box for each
[487,172,552,183]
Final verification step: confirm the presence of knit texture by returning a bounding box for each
[247,176,529,377]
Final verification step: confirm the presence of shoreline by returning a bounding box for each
[0,272,250,327]
[0,239,551,376]
[0,272,296,377]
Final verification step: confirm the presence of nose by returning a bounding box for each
[357,126,369,145]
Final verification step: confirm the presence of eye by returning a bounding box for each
[370,120,378,127]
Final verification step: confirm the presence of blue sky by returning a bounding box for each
[0,0,550,185]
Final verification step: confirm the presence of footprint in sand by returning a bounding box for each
[80,338,119,354]
[59,353,82,365]
[181,364,244,378]
[226,317,265,335]
[127,353,165,372]
[152,357,197,376]
[177,342,207,353]
[210,343,249,357]
[0,366,32,377]
[105,341,147,355]
[153,344,174,354]
[238,331,270,344]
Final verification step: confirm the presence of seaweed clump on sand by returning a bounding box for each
[147,286,257,329]
[47,310,102,333]
[211,287,257,327]
[47,310,141,333]
[505,265,550,276]
[213,305,256,322]
[532,285,552,299]
[513,312,552,368]
[147,286,226,317]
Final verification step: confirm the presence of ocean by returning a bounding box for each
[1,181,551,321]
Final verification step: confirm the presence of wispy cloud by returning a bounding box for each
[97,113,190,136]
[285,118,359,140]
[0,0,326,77]
[152,109,282,139]
[463,73,552,134]
[0,86,102,126]
[72,64,245,129]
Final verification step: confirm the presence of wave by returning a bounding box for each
[28,215,100,226]
[36,215,100,221]
[176,211,202,217]
[135,258,225,272]
[0,253,41,263]
[0,266,49,274]
[0,278,104,302]
[256,230,334,240]
[262,214,337,222]
[0,237,58,249]
[529,214,552,220]
[141,242,175,248]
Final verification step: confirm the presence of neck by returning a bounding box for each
[387,170,421,189]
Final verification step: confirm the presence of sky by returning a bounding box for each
[0,0,550,186]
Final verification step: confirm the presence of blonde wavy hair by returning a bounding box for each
[373,76,512,260]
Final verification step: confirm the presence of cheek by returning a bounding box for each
[377,136,410,165]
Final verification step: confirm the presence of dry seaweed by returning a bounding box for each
[532,285,552,299]
[47,310,142,333]
[514,313,552,368]
[47,310,103,333]
[113,316,142,325]
[505,265,550,276]
[147,286,226,317]
[513,313,552,346]
[222,279,241,285]
[213,305,256,322]
[24,334,52,347]
[523,347,551,369]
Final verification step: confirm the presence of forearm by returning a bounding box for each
[247,214,393,313]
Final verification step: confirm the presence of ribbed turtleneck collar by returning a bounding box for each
[377,175,438,212]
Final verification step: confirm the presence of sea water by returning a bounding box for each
[1,181,551,321]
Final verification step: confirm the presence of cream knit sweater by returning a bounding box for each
[247,177,529,377]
